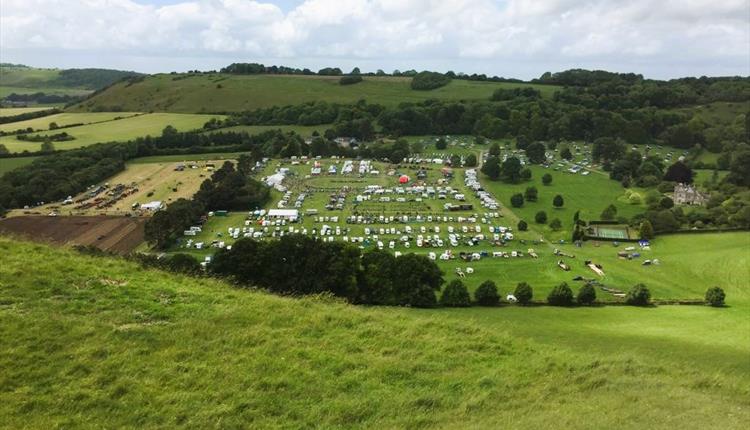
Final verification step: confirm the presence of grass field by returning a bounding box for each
[0,112,141,133]
[20,161,223,216]
[0,66,61,87]
[0,86,91,98]
[673,101,749,125]
[0,237,747,428]
[129,152,247,164]
[481,164,647,240]
[0,156,40,176]
[71,73,561,113]
[216,124,330,136]
[0,113,223,153]
[0,107,56,117]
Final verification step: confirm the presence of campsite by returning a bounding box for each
[0,15,749,428]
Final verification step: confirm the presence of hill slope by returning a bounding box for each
[0,65,140,90]
[0,237,748,428]
[71,73,559,113]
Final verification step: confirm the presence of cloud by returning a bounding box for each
[0,0,748,78]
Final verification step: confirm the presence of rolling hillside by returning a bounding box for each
[0,65,141,98]
[70,73,560,113]
[0,237,748,428]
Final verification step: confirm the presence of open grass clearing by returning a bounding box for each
[0,112,141,133]
[0,156,40,176]
[0,85,91,98]
[0,107,56,117]
[0,113,224,153]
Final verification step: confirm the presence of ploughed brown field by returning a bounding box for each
[0,216,146,254]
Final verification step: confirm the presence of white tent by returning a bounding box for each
[267,209,299,221]
[141,201,163,211]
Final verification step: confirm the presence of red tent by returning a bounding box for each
[399,175,409,184]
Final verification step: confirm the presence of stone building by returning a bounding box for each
[673,183,707,205]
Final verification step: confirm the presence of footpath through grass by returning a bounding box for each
[0,237,748,428]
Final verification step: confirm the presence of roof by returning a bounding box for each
[267,209,299,218]
[141,201,163,210]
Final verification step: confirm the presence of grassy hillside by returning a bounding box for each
[71,74,560,113]
[0,237,748,428]
[0,65,139,91]
[0,113,223,153]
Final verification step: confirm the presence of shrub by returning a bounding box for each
[511,193,524,208]
[705,286,726,307]
[411,71,451,90]
[547,282,574,306]
[542,173,553,185]
[553,194,564,208]
[629,194,642,205]
[600,204,617,220]
[524,186,538,201]
[440,280,471,307]
[465,153,478,167]
[166,253,201,275]
[549,218,562,231]
[535,211,548,224]
[517,220,528,231]
[339,75,363,85]
[514,282,533,305]
[520,168,532,180]
[639,220,654,239]
[577,283,597,305]
[475,280,500,306]
[436,138,447,150]
[625,283,651,306]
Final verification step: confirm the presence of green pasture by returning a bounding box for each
[481,164,647,240]
[0,112,141,133]
[71,73,561,113]
[0,86,91,98]
[0,107,56,117]
[0,113,224,153]
[0,156,40,176]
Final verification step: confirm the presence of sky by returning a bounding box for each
[1,0,749,80]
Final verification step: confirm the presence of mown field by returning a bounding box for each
[70,74,560,113]
[0,107,56,117]
[0,113,223,153]
[21,161,222,217]
[0,112,141,133]
[0,237,747,428]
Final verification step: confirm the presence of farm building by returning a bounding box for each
[673,183,707,205]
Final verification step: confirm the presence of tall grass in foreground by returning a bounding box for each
[0,237,748,428]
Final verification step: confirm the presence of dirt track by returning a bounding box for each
[0,216,146,254]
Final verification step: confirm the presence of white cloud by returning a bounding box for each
[0,0,748,79]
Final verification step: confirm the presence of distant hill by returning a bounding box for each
[0,65,142,98]
[69,73,559,113]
